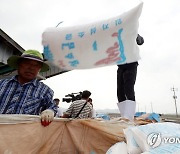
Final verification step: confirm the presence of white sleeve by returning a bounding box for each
[59,108,63,116]
[56,108,63,117]
[92,109,96,118]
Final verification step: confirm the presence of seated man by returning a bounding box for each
[62,90,93,119]
[0,49,57,126]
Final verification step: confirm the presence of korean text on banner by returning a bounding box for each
[42,2,143,70]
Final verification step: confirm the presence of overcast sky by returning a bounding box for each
[1,0,180,114]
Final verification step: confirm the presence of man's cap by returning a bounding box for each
[7,49,49,72]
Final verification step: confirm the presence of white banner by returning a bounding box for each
[42,2,143,70]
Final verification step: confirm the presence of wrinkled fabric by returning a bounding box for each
[0,115,126,154]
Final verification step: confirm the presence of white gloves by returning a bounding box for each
[40,109,55,127]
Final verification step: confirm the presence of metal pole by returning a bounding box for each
[151,102,153,113]
[171,86,178,117]
[56,21,63,27]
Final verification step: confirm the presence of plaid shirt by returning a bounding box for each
[0,76,57,115]
[65,99,93,119]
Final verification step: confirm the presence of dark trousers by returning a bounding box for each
[117,62,138,102]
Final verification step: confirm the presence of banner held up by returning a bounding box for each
[42,2,143,70]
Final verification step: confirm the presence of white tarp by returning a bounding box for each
[42,1,143,70]
[106,122,180,154]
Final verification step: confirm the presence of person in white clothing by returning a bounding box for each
[88,98,96,118]
[53,98,63,118]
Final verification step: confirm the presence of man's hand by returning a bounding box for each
[40,109,54,127]
[136,34,144,45]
